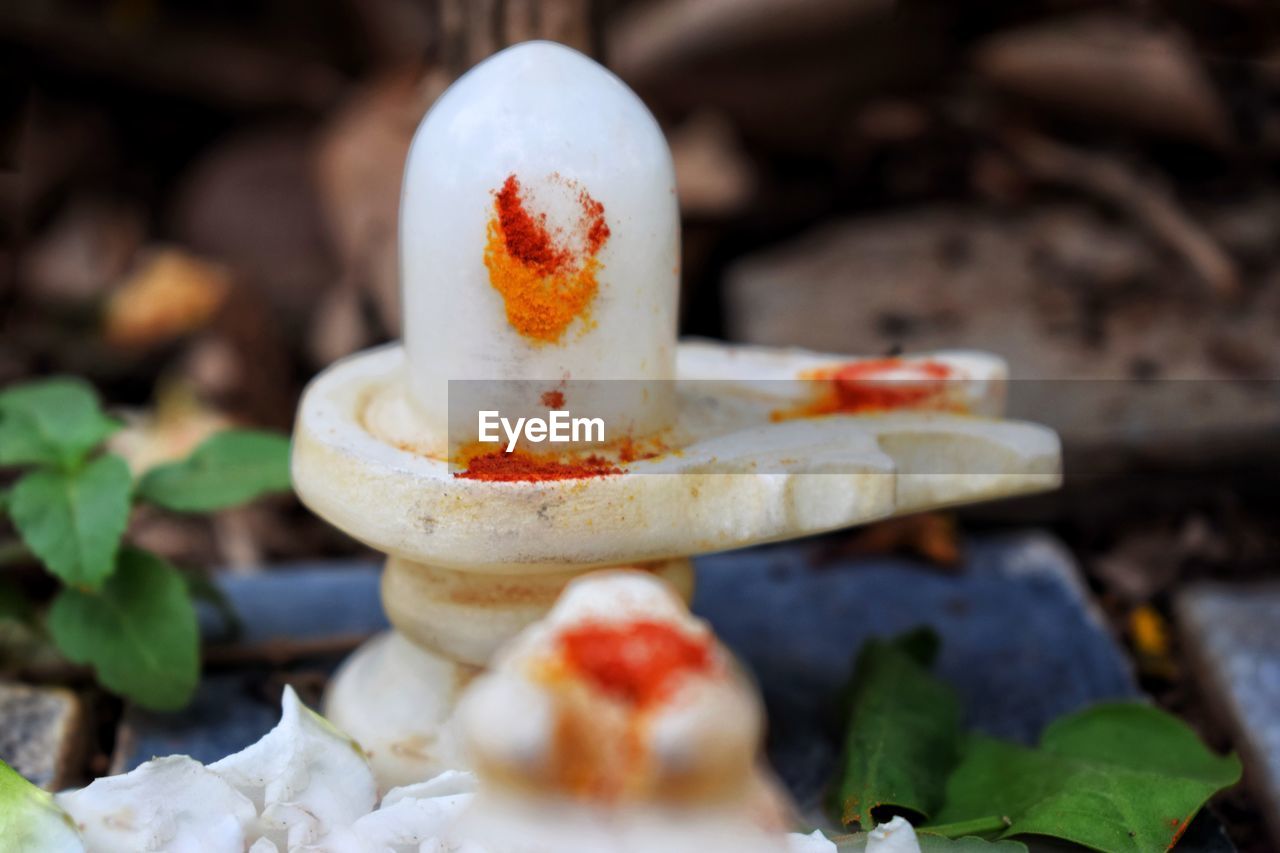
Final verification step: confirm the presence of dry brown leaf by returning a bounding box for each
[103,248,232,348]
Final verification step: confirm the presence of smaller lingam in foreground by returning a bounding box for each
[454,570,787,851]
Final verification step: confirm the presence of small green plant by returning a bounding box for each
[829,629,1242,851]
[0,377,292,710]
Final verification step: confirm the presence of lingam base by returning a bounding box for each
[325,555,694,787]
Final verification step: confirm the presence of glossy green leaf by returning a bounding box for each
[919,836,1027,852]
[48,548,199,710]
[0,378,120,469]
[9,454,132,590]
[138,429,291,512]
[0,760,85,851]
[830,629,961,829]
[929,703,1242,852]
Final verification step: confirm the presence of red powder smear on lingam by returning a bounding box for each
[541,389,566,408]
[773,358,962,420]
[558,620,713,707]
[454,449,623,482]
[484,175,611,343]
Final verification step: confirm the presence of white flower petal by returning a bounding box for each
[294,823,383,853]
[380,771,478,808]
[351,793,473,851]
[866,817,921,853]
[56,755,253,853]
[211,686,377,846]
[421,842,487,853]
[787,829,837,853]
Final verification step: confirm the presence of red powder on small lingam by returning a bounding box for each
[558,620,712,707]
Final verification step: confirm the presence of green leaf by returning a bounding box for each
[830,629,962,829]
[0,378,120,469]
[929,702,1242,852]
[919,837,1027,852]
[138,429,291,512]
[0,760,85,851]
[9,454,132,590]
[48,548,199,711]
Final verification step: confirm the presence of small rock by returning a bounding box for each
[112,674,281,774]
[0,682,86,791]
[1177,584,1280,849]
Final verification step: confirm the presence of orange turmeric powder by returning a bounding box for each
[484,175,610,343]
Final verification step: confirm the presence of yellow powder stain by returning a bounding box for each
[483,219,601,343]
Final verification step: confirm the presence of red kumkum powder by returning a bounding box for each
[454,450,623,482]
[558,620,713,707]
[773,358,959,420]
[495,176,572,275]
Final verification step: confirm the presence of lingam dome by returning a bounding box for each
[400,41,679,442]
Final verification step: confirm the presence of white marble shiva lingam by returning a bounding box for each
[291,41,1061,787]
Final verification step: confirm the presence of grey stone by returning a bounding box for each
[694,531,1136,812]
[0,681,85,791]
[202,560,387,644]
[111,673,284,774]
[1177,583,1280,849]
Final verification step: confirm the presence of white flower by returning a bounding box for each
[55,755,254,852]
[787,829,837,853]
[210,686,378,850]
[866,817,921,853]
[298,772,480,853]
